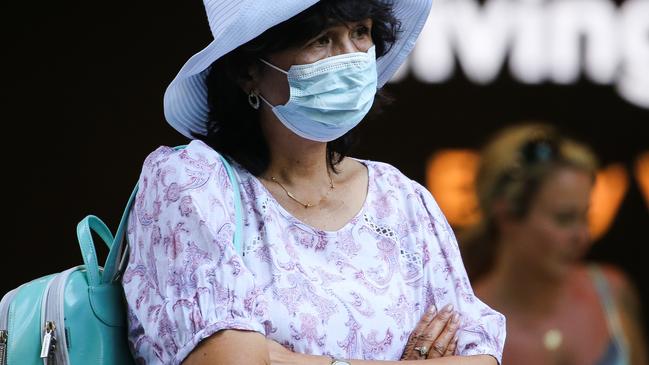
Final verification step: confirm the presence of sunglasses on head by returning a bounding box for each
[519,135,559,166]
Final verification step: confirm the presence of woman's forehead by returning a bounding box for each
[311,17,372,34]
[536,168,592,206]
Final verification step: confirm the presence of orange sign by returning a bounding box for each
[426,150,481,227]
[589,164,629,241]
[636,152,649,208]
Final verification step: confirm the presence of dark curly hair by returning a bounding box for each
[198,0,401,176]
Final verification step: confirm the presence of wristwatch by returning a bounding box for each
[330,358,351,365]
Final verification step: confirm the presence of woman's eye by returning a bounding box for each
[554,212,582,227]
[312,36,330,46]
[555,215,573,226]
[353,25,370,38]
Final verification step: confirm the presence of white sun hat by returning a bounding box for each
[163,0,433,139]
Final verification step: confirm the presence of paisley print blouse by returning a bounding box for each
[122,140,505,364]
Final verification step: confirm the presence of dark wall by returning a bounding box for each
[4,0,648,337]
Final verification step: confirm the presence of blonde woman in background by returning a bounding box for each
[460,123,648,365]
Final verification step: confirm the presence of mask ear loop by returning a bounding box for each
[259,58,289,75]
[257,93,274,108]
[256,59,288,108]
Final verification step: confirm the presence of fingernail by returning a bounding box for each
[429,305,437,313]
[453,335,459,343]
[443,304,454,313]
[452,313,460,323]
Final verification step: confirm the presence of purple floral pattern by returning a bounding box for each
[123,140,505,365]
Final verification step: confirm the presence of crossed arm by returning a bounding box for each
[182,330,497,365]
[183,306,499,365]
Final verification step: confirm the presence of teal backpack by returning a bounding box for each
[0,150,243,365]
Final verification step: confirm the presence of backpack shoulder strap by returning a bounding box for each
[76,215,116,286]
[102,146,244,284]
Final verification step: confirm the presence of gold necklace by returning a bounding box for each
[270,170,335,209]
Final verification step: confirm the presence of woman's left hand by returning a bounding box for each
[402,304,460,360]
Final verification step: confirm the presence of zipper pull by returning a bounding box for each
[40,321,57,359]
[0,330,7,365]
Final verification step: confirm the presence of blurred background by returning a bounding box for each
[3,0,648,341]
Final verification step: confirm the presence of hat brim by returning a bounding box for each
[164,0,433,139]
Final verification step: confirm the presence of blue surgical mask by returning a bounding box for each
[258,46,378,142]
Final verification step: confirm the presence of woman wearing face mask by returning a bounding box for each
[122,1,505,365]
[461,123,648,365]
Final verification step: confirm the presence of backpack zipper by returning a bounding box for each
[40,321,57,364]
[42,267,81,365]
[0,329,7,365]
[40,277,57,365]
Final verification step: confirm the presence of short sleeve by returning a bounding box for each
[122,141,270,365]
[414,182,506,364]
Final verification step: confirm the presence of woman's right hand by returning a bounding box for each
[401,304,460,360]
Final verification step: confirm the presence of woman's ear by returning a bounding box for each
[239,63,261,94]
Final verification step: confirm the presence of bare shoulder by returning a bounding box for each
[595,265,649,364]
[596,263,642,315]
[597,264,636,295]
